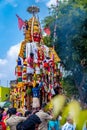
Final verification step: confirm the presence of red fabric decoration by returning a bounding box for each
[16,14,25,30]
[43,62,49,69]
[44,27,51,36]
[27,56,34,68]
[37,48,44,61]
[16,88,18,92]
[17,72,22,76]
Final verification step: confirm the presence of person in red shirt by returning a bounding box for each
[0,113,6,130]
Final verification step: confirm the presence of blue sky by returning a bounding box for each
[0,0,57,86]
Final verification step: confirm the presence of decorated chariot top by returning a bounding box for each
[27,5,40,16]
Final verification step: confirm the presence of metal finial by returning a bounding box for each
[27,5,40,16]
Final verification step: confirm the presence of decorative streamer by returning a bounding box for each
[31,17,35,42]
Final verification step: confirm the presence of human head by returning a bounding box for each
[28,114,41,129]
[7,108,17,116]
[22,114,41,130]
[24,110,32,117]
[41,103,47,111]
[0,113,2,121]
[0,107,4,114]
[30,52,34,58]
[67,116,73,124]
[35,83,39,88]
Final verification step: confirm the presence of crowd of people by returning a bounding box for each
[0,103,86,130]
[0,104,59,130]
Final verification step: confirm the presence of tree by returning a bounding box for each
[42,0,87,103]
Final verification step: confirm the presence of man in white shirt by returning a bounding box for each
[35,103,53,130]
[6,108,26,130]
[62,116,75,130]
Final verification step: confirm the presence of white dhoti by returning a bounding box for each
[32,97,40,108]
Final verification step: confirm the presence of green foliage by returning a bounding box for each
[69,0,87,10]
[42,0,87,102]
[73,17,87,69]
[42,16,54,28]
[62,76,79,98]
[43,36,52,47]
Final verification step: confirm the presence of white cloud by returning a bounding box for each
[0,59,7,65]
[0,43,21,87]
[46,0,57,7]
[7,44,20,59]
[46,0,68,7]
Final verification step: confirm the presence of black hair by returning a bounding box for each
[22,114,41,129]
[7,108,17,115]
[35,83,39,88]
[0,107,4,113]
[41,103,47,108]
[0,113,2,121]
[30,52,34,57]
[24,110,32,117]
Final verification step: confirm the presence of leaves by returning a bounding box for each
[42,0,87,103]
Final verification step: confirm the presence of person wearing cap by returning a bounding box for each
[5,108,26,130]
[35,103,53,130]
